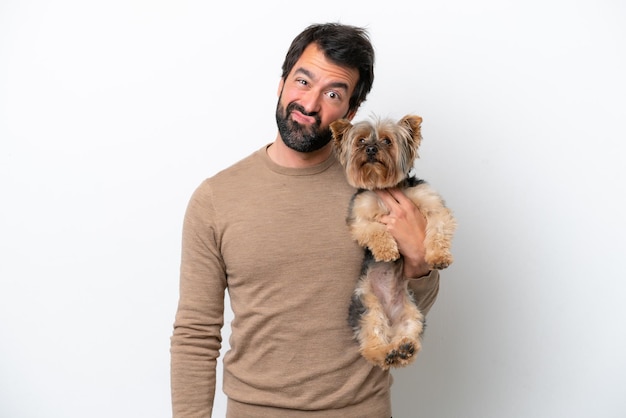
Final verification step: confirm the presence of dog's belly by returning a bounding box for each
[367,260,407,324]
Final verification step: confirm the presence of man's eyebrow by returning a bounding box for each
[293,67,350,91]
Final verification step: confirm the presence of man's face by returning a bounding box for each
[276,43,359,153]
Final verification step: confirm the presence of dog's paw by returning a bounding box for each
[362,337,421,370]
[425,251,453,270]
[387,337,421,368]
[369,244,400,262]
[431,260,451,270]
[384,350,399,367]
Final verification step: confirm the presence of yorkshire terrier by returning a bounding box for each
[330,114,456,369]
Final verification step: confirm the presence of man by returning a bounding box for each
[171,23,440,417]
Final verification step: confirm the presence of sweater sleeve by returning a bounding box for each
[171,181,227,418]
[407,269,440,316]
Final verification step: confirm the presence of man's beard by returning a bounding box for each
[275,101,332,153]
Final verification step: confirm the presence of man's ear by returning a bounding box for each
[345,108,358,121]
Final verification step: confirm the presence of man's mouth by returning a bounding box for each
[291,110,316,125]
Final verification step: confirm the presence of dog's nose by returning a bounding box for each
[366,145,378,156]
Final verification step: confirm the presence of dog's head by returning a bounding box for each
[330,115,423,189]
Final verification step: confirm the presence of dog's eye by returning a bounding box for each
[358,138,366,144]
[381,138,392,146]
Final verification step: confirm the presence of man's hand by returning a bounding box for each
[375,188,431,278]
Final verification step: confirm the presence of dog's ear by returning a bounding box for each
[399,115,423,149]
[330,119,353,167]
[329,118,353,145]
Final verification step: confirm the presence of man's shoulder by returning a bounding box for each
[190,146,265,194]
[189,145,269,200]
[213,145,266,179]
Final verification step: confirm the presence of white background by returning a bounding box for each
[1,1,625,417]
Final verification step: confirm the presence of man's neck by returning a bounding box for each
[266,135,333,168]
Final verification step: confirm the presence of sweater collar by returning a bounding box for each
[258,144,337,176]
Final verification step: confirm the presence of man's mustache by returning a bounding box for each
[287,103,320,122]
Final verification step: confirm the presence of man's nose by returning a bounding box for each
[298,90,321,114]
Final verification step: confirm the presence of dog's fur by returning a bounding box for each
[331,114,457,369]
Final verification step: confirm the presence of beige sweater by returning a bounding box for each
[170,145,440,417]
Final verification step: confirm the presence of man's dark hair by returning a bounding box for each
[281,23,375,114]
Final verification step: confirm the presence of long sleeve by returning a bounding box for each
[170,181,227,417]
[407,269,440,316]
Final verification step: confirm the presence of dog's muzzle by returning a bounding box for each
[366,145,378,159]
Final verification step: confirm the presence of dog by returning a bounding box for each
[330,114,457,369]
